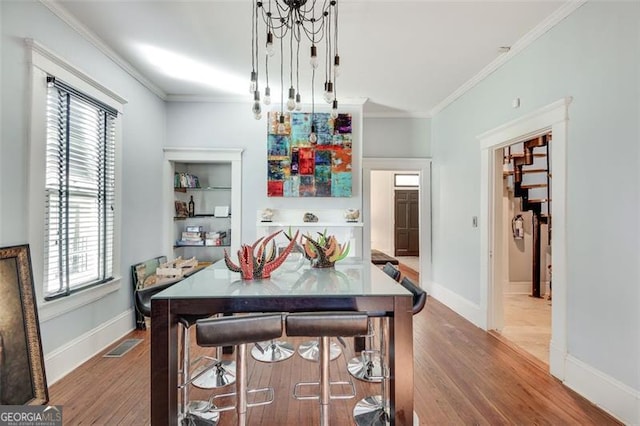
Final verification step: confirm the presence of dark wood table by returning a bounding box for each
[151,258,414,425]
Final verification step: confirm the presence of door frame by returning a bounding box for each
[362,158,431,286]
[478,97,571,380]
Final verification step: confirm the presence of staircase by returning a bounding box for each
[503,133,552,298]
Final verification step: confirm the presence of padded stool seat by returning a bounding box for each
[194,314,284,426]
[287,312,369,426]
[134,280,179,318]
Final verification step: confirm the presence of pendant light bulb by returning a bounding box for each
[266,32,275,57]
[295,93,302,111]
[309,124,318,143]
[277,114,286,134]
[310,45,318,69]
[263,87,271,105]
[249,71,257,94]
[330,99,338,119]
[333,55,341,77]
[286,87,296,111]
[324,81,334,103]
[252,90,262,119]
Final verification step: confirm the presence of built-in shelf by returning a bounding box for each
[256,221,363,228]
[175,215,231,220]
[174,244,231,249]
[175,186,231,192]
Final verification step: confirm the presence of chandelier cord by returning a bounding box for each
[265,49,269,89]
[280,34,284,116]
[289,21,294,89]
[296,24,301,94]
[251,0,255,73]
[332,2,337,100]
[254,3,259,90]
[325,7,330,85]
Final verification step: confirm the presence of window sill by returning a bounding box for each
[37,277,121,322]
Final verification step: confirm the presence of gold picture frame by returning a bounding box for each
[0,244,48,405]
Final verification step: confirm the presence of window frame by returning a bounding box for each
[394,173,420,188]
[28,39,125,321]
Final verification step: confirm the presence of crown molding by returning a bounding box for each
[364,111,431,119]
[429,0,587,117]
[39,0,167,101]
[165,95,249,103]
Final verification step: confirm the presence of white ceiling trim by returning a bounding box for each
[429,0,587,117]
[364,112,431,119]
[166,95,250,103]
[40,0,167,101]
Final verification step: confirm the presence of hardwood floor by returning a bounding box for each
[49,263,619,425]
[501,293,552,364]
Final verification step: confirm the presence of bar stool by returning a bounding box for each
[286,312,369,426]
[134,285,222,424]
[348,262,401,383]
[193,314,284,426]
[353,277,427,425]
[251,339,295,362]
[190,333,236,389]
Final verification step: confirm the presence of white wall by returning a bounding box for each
[430,0,639,419]
[1,1,166,380]
[370,171,395,253]
[166,103,363,243]
[363,117,430,158]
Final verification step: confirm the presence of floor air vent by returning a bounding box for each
[103,338,143,358]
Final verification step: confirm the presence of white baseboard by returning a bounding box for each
[44,309,135,384]
[548,338,565,381]
[564,354,639,424]
[428,281,484,328]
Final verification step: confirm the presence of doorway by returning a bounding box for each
[498,136,552,365]
[478,97,571,380]
[362,158,431,285]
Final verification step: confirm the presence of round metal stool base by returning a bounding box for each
[353,395,387,426]
[180,401,220,425]
[297,340,341,362]
[251,341,295,362]
[353,396,420,426]
[347,355,382,383]
[191,360,236,389]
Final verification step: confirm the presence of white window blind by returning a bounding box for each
[44,76,116,299]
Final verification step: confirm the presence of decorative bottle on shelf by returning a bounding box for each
[188,196,195,217]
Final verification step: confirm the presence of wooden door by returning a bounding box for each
[395,190,419,256]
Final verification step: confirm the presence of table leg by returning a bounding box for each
[151,299,178,425]
[389,296,414,425]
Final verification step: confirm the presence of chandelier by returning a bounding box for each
[250,0,341,133]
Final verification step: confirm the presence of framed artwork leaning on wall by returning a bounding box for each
[0,244,48,405]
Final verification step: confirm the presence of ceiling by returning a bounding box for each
[51,0,567,117]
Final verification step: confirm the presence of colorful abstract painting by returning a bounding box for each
[267,112,353,197]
